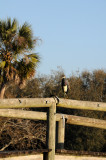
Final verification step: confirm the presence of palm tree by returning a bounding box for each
[0,18,40,98]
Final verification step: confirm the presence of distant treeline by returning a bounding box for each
[0,69,106,152]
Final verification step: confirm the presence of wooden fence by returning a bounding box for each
[0,98,106,160]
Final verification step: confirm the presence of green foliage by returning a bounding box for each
[0,18,40,98]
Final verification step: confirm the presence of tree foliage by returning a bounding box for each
[0,18,40,98]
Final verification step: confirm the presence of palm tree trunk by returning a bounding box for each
[0,84,6,99]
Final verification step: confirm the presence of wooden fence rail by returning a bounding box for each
[0,109,106,129]
[0,98,106,111]
[0,98,106,160]
[57,98,106,111]
[0,98,54,108]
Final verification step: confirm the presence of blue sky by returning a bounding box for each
[0,0,106,76]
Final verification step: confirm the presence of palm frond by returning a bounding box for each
[0,61,6,68]
[19,23,34,49]
[11,18,17,33]
[0,18,17,47]
[27,53,40,63]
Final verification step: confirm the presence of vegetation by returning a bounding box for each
[0,18,40,98]
[0,68,106,152]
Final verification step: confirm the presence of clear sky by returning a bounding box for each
[0,0,106,76]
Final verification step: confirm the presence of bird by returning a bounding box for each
[61,75,69,97]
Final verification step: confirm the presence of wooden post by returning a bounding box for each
[45,102,56,160]
[57,116,65,149]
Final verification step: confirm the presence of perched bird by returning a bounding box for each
[61,75,69,96]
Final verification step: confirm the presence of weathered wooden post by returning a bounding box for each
[57,116,65,149]
[44,102,56,160]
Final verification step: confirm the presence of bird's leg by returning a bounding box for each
[64,92,66,98]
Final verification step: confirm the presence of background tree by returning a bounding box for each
[0,18,40,98]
